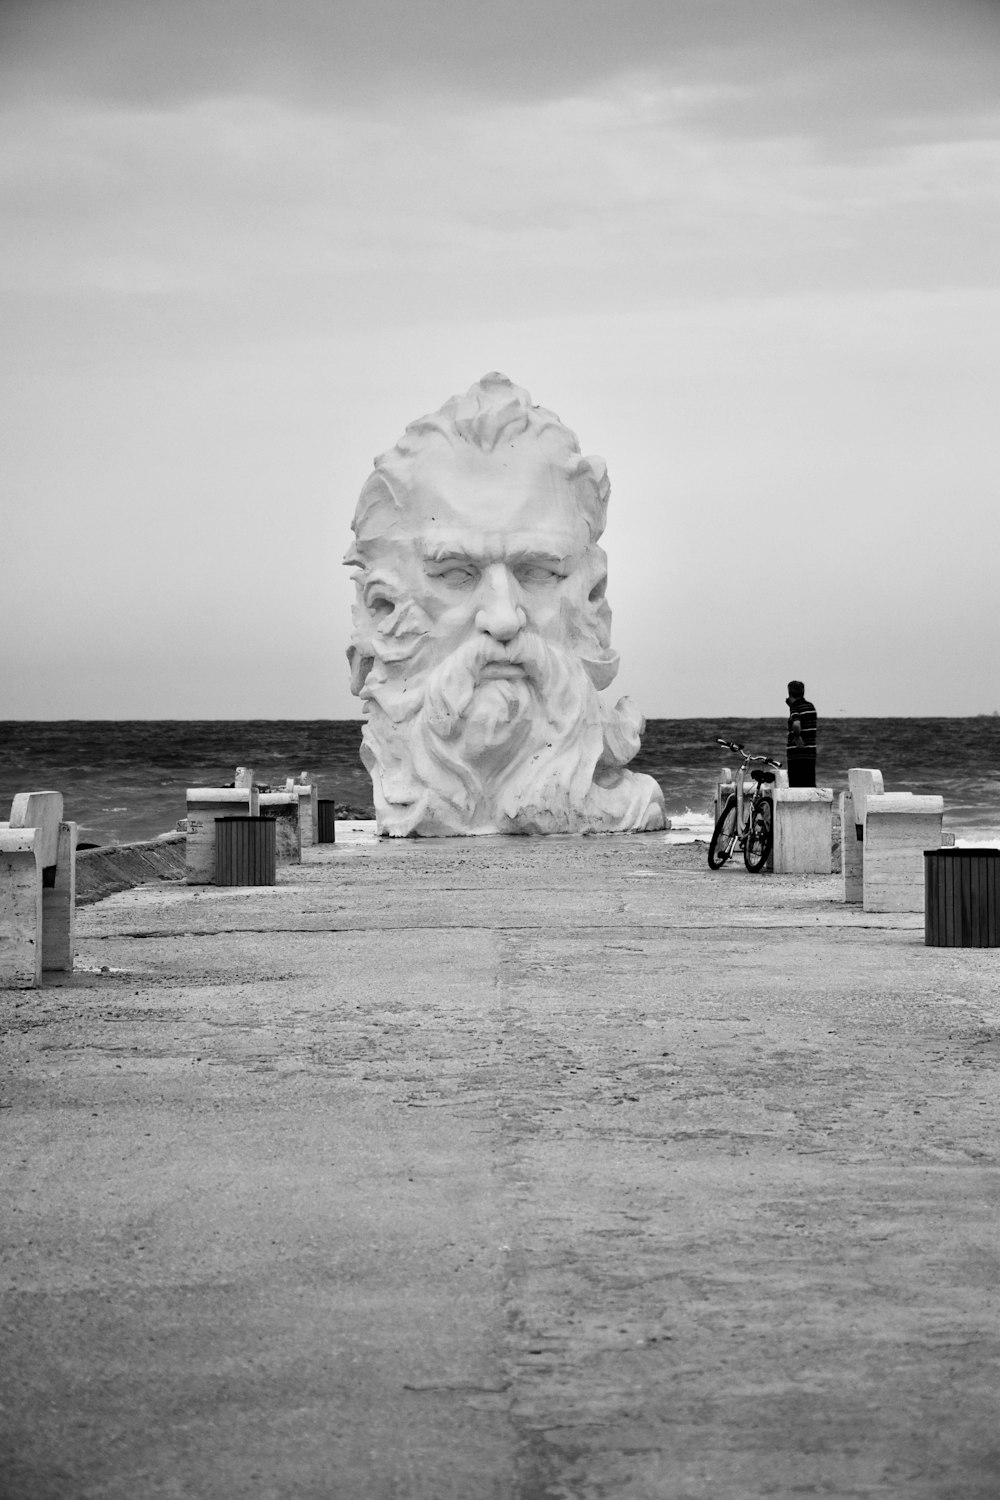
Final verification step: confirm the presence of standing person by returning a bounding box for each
[785,680,817,787]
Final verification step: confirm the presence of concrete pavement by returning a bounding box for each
[2,836,999,1499]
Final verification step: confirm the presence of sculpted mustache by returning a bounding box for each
[457,633,548,680]
[421,630,558,731]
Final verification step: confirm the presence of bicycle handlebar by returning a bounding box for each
[715,737,782,768]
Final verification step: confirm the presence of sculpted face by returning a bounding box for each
[393,443,602,675]
[346,374,665,837]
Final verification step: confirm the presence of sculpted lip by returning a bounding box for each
[479,661,526,679]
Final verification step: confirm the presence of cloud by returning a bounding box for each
[4,0,1000,147]
[2,0,999,717]
[3,75,998,340]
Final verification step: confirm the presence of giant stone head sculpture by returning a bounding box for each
[345,373,665,836]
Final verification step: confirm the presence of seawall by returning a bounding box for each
[75,831,186,905]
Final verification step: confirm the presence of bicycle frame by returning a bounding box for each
[735,765,769,844]
[708,738,782,873]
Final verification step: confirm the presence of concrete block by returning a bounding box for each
[714,770,734,824]
[42,821,77,972]
[185,788,260,884]
[841,769,885,905]
[296,782,318,848]
[282,777,318,848]
[772,787,834,874]
[848,768,885,823]
[0,827,43,988]
[840,792,864,904]
[9,791,64,871]
[259,793,302,864]
[862,793,944,913]
[715,768,785,826]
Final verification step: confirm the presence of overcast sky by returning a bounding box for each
[3,0,999,719]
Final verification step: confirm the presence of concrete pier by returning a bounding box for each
[2,837,999,1498]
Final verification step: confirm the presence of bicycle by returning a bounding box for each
[707,738,782,873]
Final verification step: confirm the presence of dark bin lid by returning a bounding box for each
[924,846,1000,856]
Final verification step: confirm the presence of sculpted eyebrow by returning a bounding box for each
[423,547,476,564]
[422,544,568,569]
[424,547,566,563]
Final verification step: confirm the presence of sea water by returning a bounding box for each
[1,717,999,847]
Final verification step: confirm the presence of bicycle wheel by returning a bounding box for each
[744,797,772,873]
[708,797,738,869]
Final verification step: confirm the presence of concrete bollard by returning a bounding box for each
[771,787,834,874]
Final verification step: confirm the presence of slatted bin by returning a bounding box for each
[924,848,1000,947]
[317,800,338,844]
[215,816,276,887]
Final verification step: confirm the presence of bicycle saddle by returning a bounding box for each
[750,770,775,784]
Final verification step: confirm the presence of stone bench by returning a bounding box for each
[183,769,317,880]
[269,776,317,850]
[259,792,303,864]
[185,769,260,885]
[862,792,944,913]
[285,777,317,849]
[840,768,944,913]
[0,790,77,988]
[840,769,883,904]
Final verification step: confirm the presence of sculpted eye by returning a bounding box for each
[368,594,394,620]
[431,565,478,588]
[516,564,563,586]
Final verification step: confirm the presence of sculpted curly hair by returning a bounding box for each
[347,372,611,556]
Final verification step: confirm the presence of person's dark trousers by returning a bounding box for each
[787,752,816,788]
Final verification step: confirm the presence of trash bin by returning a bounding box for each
[215,816,276,887]
[317,800,337,844]
[924,848,1000,947]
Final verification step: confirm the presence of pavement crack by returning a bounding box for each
[401,1382,511,1394]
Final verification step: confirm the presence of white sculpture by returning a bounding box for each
[344,373,666,837]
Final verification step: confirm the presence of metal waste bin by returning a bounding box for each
[317,800,337,844]
[215,816,276,887]
[924,848,1000,947]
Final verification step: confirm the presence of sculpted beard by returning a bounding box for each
[363,629,623,834]
[421,632,560,748]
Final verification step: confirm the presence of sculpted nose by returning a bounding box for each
[475,565,526,642]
